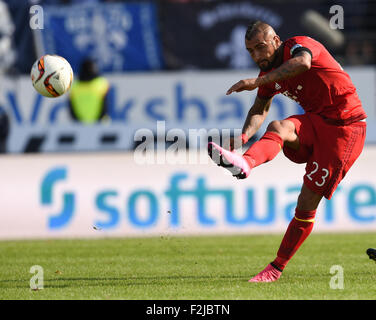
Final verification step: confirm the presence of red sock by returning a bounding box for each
[271,209,316,271]
[243,131,283,168]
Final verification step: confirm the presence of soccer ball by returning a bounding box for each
[31,54,73,98]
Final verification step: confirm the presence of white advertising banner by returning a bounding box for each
[0,146,375,240]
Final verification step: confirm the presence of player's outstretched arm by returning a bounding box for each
[226,51,311,95]
[226,96,272,150]
[242,96,273,141]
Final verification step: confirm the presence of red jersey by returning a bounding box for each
[257,36,367,124]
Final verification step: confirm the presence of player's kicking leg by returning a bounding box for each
[208,119,297,179]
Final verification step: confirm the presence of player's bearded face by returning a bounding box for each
[246,36,279,72]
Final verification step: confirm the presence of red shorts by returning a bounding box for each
[283,113,366,199]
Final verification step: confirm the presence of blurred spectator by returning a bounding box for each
[345,40,376,66]
[0,107,9,153]
[361,41,375,65]
[345,41,363,65]
[69,58,111,124]
[0,0,16,74]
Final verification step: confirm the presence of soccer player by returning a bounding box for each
[208,21,367,282]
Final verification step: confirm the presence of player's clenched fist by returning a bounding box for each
[226,78,259,95]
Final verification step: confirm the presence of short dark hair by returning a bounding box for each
[245,21,272,40]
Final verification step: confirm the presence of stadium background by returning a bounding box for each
[0,0,375,240]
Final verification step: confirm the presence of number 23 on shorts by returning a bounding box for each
[306,161,329,187]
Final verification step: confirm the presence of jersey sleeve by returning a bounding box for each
[256,70,278,99]
[283,36,321,63]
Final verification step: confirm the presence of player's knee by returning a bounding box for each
[266,120,293,139]
[267,120,281,132]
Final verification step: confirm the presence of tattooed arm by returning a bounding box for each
[226,51,311,95]
[227,95,273,150]
[256,51,311,86]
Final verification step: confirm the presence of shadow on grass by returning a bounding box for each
[0,274,247,289]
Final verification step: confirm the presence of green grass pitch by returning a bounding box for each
[0,232,375,300]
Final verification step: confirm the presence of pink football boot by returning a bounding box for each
[208,142,251,179]
[248,264,282,283]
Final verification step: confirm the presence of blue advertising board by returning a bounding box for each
[41,2,164,72]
